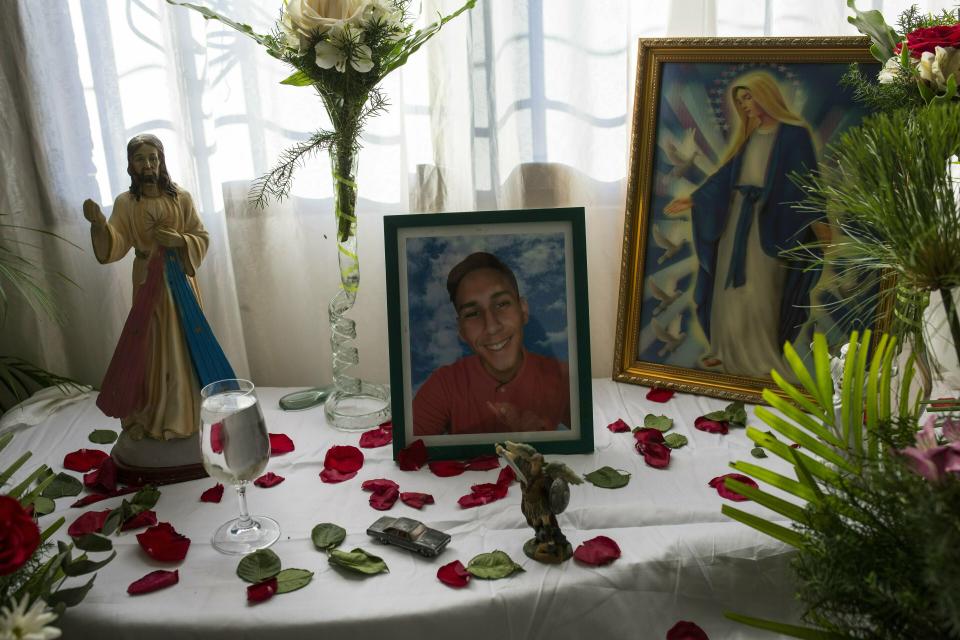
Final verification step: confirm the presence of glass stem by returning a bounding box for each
[235,483,254,530]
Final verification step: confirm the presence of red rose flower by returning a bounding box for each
[896,23,960,56]
[0,496,40,575]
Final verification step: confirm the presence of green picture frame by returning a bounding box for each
[384,207,594,461]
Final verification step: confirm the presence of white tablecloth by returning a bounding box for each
[3,380,801,640]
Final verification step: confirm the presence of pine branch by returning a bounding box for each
[249,129,338,208]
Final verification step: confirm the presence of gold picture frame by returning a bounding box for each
[614,37,888,403]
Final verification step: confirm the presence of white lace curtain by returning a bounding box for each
[0,0,950,390]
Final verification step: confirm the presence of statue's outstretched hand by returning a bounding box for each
[82,199,106,226]
[663,196,692,216]
[154,226,186,248]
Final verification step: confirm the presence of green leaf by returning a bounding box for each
[131,485,161,510]
[721,504,804,548]
[846,0,899,61]
[165,1,272,46]
[32,496,55,516]
[47,575,96,608]
[850,329,871,456]
[88,429,118,444]
[311,523,346,551]
[783,341,823,409]
[753,407,853,473]
[724,611,845,639]
[812,333,834,417]
[466,550,524,579]
[663,433,688,449]
[280,70,314,87]
[9,464,48,500]
[643,414,673,432]
[237,549,282,583]
[73,534,113,553]
[746,428,838,485]
[40,517,65,544]
[275,568,314,594]
[770,369,832,426]
[726,401,747,428]
[101,505,125,536]
[42,473,83,499]
[583,466,631,489]
[328,548,389,575]
[761,387,843,448]
[63,551,116,577]
[703,408,729,421]
[750,446,767,458]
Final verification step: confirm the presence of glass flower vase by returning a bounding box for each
[323,142,391,431]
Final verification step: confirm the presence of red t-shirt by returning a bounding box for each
[412,350,570,435]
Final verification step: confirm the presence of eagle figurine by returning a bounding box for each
[495,441,582,563]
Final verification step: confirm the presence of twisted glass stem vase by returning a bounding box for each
[323,143,390,430]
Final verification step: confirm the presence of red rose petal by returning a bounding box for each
[369,486,400,511]
[361,478,400,494]
[121,510,158,532]
[400,492,435,509]
[458,467,515,508]
[70,486,138,508]
[437,560,470,588]
[319,468,357,483]
[136,522,191,562]
[496,465,516,487]
[465,454,500,471]
[607,418,630,433]
[646,387,675,403]
[254,472,285,488]
[63,449,110,473]
[573,535,622,566]
[269,433,295,456]
[633,427,665,447]
[708,473,758,502]
[359,426,392,448]
[200,484,224,503]
[428,460,467,477]
[694,416,729,434]
[323,445,364,474]
[128,569,179,595]
[83,457,117,493]
[667,620,710,640]
[210,422,224,454]
[247,577,277,604]
[68,510,111,537]
[640,441,671,469]
[397,439,428,471]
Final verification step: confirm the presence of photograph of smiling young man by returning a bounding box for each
[413,252,570,436]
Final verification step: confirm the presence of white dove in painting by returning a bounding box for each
[653,312,686,358]
[652,224,689,264]
[647,276,681,316]
[663,128,699,178]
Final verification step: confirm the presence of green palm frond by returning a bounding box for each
[722,331,922,636]
[0,356,82,414]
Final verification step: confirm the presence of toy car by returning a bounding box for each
[367,516,451,557]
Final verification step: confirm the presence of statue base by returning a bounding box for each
[523,537,573,564]
[111,430,207,486]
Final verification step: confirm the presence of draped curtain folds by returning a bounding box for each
[0,0,950,390]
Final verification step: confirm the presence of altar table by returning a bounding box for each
[2,380,802,639]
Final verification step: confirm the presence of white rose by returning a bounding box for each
[283,0,368,35]
[877,56,902,84]
[917,46,960,92]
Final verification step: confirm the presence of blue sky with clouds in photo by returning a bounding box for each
[406,232,569,393]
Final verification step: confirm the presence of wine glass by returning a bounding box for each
[200,379,280,555]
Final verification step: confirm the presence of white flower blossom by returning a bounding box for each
[283,0,367,34]
[917,46,960,92]
[315,23,374,73]
[0,596,60,640]
[361,0,403,29]
[877,55,904,84]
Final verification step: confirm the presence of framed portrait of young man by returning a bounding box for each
[384,207,593,460]
[614,37,891,403]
